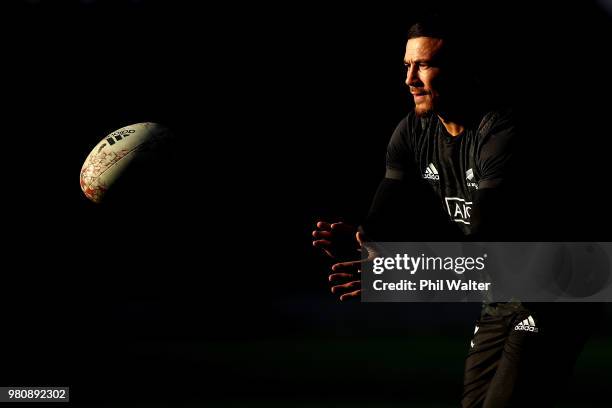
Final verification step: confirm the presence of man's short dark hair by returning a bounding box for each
[407,16,454,41]
[406,15,469,69]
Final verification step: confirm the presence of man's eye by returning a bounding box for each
[418,64,429,70]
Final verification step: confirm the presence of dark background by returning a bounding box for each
[3,0,612,406]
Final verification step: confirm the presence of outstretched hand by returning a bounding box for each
[328,231,372,301]
[312,221,359,259]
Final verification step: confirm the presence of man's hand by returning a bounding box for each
[312,221,359,259]
[328,231,370,301]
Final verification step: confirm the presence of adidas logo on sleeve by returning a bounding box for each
[514,315,539,333]
[423,163,440,180]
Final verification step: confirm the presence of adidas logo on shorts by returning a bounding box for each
[514,315,539,333]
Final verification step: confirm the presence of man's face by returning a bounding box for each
[404,37,446,116]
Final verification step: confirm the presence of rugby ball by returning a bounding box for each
[80,122,173,203]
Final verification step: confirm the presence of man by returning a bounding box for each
[312,18,600,407]
[314,17,516,299]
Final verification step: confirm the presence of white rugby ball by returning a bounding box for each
[80,122,173,203]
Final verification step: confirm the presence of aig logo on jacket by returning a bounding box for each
[445,197,472,225]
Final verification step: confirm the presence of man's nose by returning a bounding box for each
[405,65,420,87]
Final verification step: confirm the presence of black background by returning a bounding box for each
[3,0,612,406]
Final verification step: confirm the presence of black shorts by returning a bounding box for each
[461,302,603,408]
